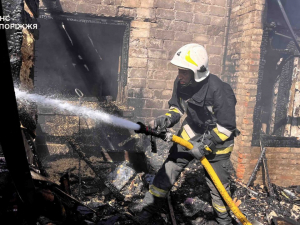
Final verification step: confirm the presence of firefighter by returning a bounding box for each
[131,43,239,225]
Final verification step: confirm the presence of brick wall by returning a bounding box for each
[39,0,229,125]
[223,0,300,187]
[223,0,266,184]
[38,0,300,186]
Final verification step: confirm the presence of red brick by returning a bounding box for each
[131,21,151,29]
[129,48,148,58]
[174,2,193,12]
[291,148,300,153]
[150,70,176,80]
[279,175,295,181]
[156,19,172,30]
[128,68,148,78]
[149,39,163,49]
[156,8,175,20]
[98,5,118,16]
[148,49,168,59]
[131,28,150,38]
[194,4,209,13]
[155,29,175,40]
[213,36,224,46]
[148,59,168,70]
[132,88,153,98]
[210,16,226,26]
[102,0,114,5]
[209,55,222,65]
[121,0,141,7]
[207,25,225,36]
[169,21,188,31]
[154,89,172,99]
[137,8,155,19]
[148,80,168,89]
[128,78,146,88]
[128,98,145,109]
[206,45,223,55]
[194,14,211,25]
[118,7,137,17]
[128,57,147,68]
[174,32,193,42]
[166,80,175,89]
[193,35,210,44]
[135,109,152,117]
[187,23,208,34]
[145,99,164,108]
[60,1,77,12]
[211,0,227,7]
[141,0,154,8]
[77,4,98,14]
[175,11,193,23]
[129,38,149,48]
[209,65,222,74]
[154,0,174,9]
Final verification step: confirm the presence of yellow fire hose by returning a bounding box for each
[171,135,252,225]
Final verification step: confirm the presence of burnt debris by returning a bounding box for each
[1,133,300,225]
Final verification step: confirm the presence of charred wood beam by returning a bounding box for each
[1,0,24,83]
[0,0,36,222]
[24,0,39,18]
[67,138,125,201]
[247,135,275,197]
[276,0,300,54]
[167,193,177,225]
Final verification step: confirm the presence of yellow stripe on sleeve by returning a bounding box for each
[213,127,229,141]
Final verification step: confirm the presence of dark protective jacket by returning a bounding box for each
[165,74,237,161]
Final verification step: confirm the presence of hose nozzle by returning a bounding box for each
[134,122,160,137]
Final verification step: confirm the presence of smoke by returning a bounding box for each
[14,88,140,131]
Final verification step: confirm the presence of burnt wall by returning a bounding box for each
[224,0,300,187]
[2,0,25,82]
[222,0,266,183]
[38,0,230,125]
[2,0,38,89]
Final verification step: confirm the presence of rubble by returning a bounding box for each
[1,102,300,225]
[2,132,300,225]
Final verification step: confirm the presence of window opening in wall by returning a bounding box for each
[252,0,300,147]
[34,12,130,102]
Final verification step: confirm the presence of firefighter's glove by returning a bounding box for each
[149,115,172,130]
[189,141,211,160]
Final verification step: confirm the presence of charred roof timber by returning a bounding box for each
[252,0,300,147]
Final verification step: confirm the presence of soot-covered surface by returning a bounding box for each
[41,141,300,225]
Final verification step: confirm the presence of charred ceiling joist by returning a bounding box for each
[0,0,37,222]
[252,0,300,147]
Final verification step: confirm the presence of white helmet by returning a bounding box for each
[170,43,210,82]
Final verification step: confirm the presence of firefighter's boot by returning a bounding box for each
[129,191,166,224]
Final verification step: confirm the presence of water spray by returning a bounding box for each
[75,88,84,200]
[14,88,253,224]
[14,88,141,131]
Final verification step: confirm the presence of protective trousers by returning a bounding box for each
[205,159,233,225]
[147,143,233,225]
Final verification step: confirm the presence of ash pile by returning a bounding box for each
[40,147,300,225]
